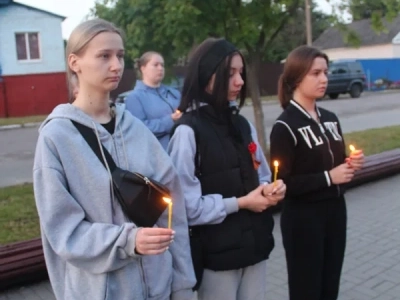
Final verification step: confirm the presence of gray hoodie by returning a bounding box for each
[33,103,195,300]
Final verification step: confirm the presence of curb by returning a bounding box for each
[0,122,41,131]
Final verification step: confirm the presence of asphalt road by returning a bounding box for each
[0,91,399,187]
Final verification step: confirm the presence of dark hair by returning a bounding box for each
[278,46,329,109]
[136,51,162,74]
[178,38,247,112]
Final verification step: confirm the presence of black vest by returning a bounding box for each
[172,105,275,273]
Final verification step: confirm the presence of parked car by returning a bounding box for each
[325,60,366,99]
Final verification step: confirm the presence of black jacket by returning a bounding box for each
[173,105,274,271]
[270,100,347,203]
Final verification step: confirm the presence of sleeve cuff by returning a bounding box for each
[324,171,331,187]
[223,197,239,214]
[124,227,142,258]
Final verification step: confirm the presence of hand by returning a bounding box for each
[329,163,355,185]
[347,149,364,171]
[263,180,286,206]
[171,110,182,121]
[238,185,271,213]
[135,228,174,255]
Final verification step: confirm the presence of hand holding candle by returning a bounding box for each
[171,109,182,121]
[347,144,364,170]
[163,197,173,229]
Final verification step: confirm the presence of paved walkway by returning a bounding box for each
[1,174,400,300]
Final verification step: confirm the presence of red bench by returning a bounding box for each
[0,238,47,290]
[347,148,400,188]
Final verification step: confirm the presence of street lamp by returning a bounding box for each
[305,0,312,46]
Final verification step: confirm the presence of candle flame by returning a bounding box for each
[273,160,279,167]
[349,145,356,152]
[176,110,181,114]
[163,197,172,204]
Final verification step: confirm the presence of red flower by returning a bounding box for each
[248,142,257,154]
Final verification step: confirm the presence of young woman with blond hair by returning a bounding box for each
[33,19,195,300]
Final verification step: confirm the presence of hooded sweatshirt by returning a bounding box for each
[33,103,195,300]
[125,80,181,150]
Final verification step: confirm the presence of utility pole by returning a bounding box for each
[305,0,312,46]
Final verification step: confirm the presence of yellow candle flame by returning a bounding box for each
[273,160,279,167]
[163,197,172,204]
[349,145,356,152]
[176,109,181,114]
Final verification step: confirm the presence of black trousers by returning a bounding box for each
[281,196,347,300]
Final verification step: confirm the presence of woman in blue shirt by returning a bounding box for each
[125,51,182,149]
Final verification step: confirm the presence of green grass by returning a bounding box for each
[0,115,47,126]
[344,125,400,156]
[1,125,400,245]
[0,183,39,245]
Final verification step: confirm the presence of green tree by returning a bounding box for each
[333,0,400,39]
[350,0,400,34]
[349,0,400,21]
[265,2,332,62]
[92,0,304,155]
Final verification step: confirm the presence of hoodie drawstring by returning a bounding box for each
[92,121,116,216]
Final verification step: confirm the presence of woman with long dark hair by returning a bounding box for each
[168,38,286,300]
[270,45,364,300]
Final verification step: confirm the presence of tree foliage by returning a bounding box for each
[92,0,306,155]
[90,0,397,153]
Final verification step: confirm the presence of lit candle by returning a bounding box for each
[163,197,173,229]
[349,144,356,155]
[273,160,279,184]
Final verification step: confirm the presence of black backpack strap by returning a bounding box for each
[71,120,117,172]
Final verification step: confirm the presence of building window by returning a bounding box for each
[15,32,40,61]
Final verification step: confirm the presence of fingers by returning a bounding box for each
[273,180,285,194]
[141,240,172,250]
[348,150,365,170]
[143,234,174,245]
[135,228,175,255]
[350,149,363,158]
[275,184,286,196]
[262,183,274,195]
[141,228,174,236]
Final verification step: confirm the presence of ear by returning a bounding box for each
[139,64,146,75]
[68,53,80,74]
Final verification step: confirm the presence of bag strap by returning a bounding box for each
[71,120,117,172]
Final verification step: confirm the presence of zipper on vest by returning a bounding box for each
[318,123,340,196]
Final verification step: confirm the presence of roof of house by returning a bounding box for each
[0,0,66,20]
[313,15,400,50]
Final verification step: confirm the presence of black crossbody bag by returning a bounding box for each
[72,120,170,227]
